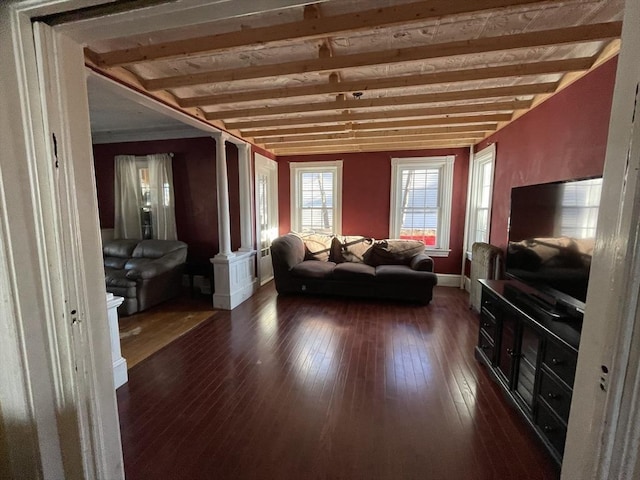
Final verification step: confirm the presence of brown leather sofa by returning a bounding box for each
[271,233,438,304]
[103,239,188,316]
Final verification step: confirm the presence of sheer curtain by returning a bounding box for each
[114,155,142,239]
[148,153,177,241]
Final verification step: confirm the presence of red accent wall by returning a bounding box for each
[276,148,470,274]
[93,137,225,262]
[476,56,618,249]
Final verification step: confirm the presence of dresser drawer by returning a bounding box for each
[543,340,577,388]
[478,330,495,364]
[536,401,567,457]
[479,312,497,340]
[539,370,572,423]
[481,293,499,320]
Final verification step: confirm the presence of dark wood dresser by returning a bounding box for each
[475,279,582,465]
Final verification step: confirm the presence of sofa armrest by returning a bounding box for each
[126,250,186,280]
[410,253,434,272]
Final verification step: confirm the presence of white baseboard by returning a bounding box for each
[436,273,462,288]
[213,279,257,310]
[113,357,128,389]
[463,276,471,292]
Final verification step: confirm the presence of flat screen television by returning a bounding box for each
[505,177,603,315]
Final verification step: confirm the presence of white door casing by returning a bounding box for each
[255,153,279,285]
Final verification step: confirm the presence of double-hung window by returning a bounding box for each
[559,178,602,238]
[290,161,343,235]
[390,156,455,257]
[466,144,496,256]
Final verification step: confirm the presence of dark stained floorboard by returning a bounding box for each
[117,284,560,480]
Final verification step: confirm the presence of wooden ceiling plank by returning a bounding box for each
[264,133,485,149]
[144,22,621,91]
[226,106,516,129]
[254,124,496,143]
[206,85,545,119]
[177,57,594,108]
[93,0,561,67]
[274,140,475,155]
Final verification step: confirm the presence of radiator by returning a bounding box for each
[470,242,504,312]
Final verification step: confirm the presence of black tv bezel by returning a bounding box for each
[505,175,601,318]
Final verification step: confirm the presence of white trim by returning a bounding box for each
[436,274,463,288]
[463,275,471,292]
[211,251,258,310]
[255,153,278,286]
[389,156,455,256]
[562,0,640,477]
[465,143,496,257]
[289,160,343,235]
[92,126,209,144]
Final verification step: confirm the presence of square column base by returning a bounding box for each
[211,250,257,310]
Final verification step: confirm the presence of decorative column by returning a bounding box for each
[106,293,127,389]
[213,131,234,259]
[238,142,254,252]
[211,133,257,310]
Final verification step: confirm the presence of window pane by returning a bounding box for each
[299,170,335,233]
[560,180,602,238]
[399,167,440,246]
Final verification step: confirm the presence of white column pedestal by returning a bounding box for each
[106,293,127,389]
[211,250,257,310]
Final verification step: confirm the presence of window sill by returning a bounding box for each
[425,249,451,258]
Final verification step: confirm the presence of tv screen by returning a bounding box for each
[506,177,602,305]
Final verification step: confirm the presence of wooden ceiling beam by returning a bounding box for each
[254,124,496,143]
[92,0,559,67]
[273,140,475,155]
[264,133,485,149]
[144,22,621,91]
[226,107,516,129]
[243,120,501,137]
[177,57,595,108]
[206,85,548,120]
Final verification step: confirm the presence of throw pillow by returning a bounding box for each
[363,239,426,266]
[300,233,334,262]
[331,236,375,263]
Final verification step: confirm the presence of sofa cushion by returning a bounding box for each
[104,256,128,269]
[333,262,376,280]
[291,260,336,279]
[124,257,153,270]
[132,239,187,259]
[363,239,426,266]
[104,267,137,297]
[375,264,435,283]
[300,233,334,262]
[331,236,374,263]
[103,239,139,258]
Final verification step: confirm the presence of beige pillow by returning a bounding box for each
[363,239,425,266]
[300,233,334,262]
[331,236,374,263]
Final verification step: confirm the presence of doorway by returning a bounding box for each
[255,153,279,285]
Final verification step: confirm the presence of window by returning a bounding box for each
[559,178,602,238]
[290,161,343,234]
[466,144,496,255]
[390,156,455,257]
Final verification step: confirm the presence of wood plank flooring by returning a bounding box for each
[117,284,559,480]
[119,294,215,368]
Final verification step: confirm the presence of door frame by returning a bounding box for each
[254,153,279,285]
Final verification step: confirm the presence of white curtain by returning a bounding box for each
[114,155,142,239]
[148,153,177,241]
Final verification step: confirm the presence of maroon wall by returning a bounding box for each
[93,137,223,262]
[276,148,470,274]
[476,57,618,249]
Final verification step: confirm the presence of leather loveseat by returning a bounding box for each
[103,239,188,316]
[271,233,438,304]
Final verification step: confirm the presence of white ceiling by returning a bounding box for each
[87,74,209,144]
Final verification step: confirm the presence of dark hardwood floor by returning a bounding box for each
[117,284,559,480]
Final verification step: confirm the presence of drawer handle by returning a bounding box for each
[547,392,560,400]
[482,322,492,328]
[551,358,564,366]
[507,348,519,358]
[481,345,492,351]
[543,425,555,433]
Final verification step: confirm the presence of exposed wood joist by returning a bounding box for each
[91,0,559,67]
[254,124,497,143]
[227,110,514,130]
[178,57,594,108]
[206,85,548,120]
[264,133,485,149]
[273,140,475,155]
[243,120,502,138]
[144,22,621,91]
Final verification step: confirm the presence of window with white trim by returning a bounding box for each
[290,161,343,234]
[467,144,496,255]
[390,156,455,257]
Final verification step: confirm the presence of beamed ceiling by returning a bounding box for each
[84,0,624,155]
